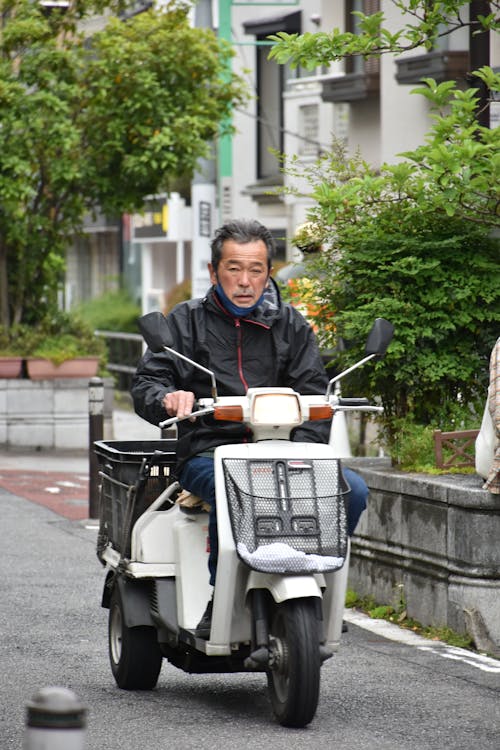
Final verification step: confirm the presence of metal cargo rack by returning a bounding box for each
[94,439,177,558]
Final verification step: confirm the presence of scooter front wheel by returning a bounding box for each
[266,598,321,727]
[108,585,162,690]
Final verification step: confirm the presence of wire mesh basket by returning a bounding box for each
[223,457,350,573]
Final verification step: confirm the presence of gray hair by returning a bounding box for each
[210,219,275,271]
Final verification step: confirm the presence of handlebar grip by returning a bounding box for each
[338,397,371,407]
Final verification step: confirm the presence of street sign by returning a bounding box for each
[132,196,168,239]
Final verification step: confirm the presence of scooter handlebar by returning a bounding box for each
[335,404,384,414]
[337,397,370,407]
[158,394,383,429]
[159,404,215,429]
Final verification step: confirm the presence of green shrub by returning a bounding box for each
[282,76,499,461]
[75,290,141,333]
[32,333,105,366]
[31,312,107,366]
[388,406,481,472]
[0,324,32,355]
[164,280,191,314]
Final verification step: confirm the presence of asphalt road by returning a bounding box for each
[1,486,499,750]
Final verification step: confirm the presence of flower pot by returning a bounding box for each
[27,357,100,380]
[0,356,23,378]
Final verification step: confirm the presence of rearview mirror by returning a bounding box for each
[138,312,174,352]
[138,311,219,401]
[365,318,394,357]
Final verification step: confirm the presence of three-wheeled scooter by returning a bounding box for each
[95,314,393,727]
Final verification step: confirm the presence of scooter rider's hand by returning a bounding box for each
[162,390,196,420]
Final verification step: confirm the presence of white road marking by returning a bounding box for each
[344,610,500,673]
[417,645,500,673]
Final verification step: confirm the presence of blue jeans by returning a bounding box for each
[179,457,368,586]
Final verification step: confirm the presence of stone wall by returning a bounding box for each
[0,378,114,450]
[348,458,500,651]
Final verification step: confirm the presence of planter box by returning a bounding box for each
[0,356,23,379]
[27,357,99,380]
[347,458,500,651]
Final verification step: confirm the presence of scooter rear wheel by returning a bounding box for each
[266,598,321,727]
[108,585,162,690]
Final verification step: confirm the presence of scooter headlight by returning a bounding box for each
[251,393,302,426]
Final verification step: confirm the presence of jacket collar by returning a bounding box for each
[205,277,282,325]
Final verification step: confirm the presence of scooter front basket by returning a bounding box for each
[223,457,349,574]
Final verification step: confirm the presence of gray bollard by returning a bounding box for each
[88,376,104,519]
[24,686,87,749]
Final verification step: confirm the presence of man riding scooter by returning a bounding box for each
[131,218,368,638]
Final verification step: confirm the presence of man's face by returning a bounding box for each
[208,239,271,308]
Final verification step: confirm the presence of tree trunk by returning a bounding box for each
[0,239,9,327]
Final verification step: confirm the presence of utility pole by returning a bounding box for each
[191,0,217,299]
[218,0,233,225]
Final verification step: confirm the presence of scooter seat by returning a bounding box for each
[176,489,210,515]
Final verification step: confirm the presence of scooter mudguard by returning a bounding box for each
[245,571,323,603]
[104,573,156,628]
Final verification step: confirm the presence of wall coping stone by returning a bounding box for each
[345,457,499,510]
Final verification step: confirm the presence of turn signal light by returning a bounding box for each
[214,405,244,422]
[308,405,333,420]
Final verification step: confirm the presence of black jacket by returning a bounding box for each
[131,280,331,471]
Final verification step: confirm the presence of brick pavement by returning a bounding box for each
[0,409,161,520]
[0,468,90,520]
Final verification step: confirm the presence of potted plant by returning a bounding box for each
[25,312,107,380]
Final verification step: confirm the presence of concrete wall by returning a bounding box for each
[348,458,500,652]
[0,379,114,451]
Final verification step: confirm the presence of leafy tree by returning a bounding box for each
[282,76,500,451]
[0,0,245,327]
[269,1,499,68]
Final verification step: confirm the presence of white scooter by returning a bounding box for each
[95,314,393,728]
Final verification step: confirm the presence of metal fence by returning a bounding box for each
[95,330,143,392]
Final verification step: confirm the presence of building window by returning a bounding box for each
[321,1,380,103]
[256,40,284,179]
[345,0,380,78]
[298,104,320,157]
[244,12,301,182]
